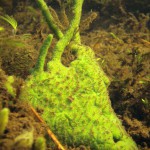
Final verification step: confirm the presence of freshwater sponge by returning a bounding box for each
[20,44,138,150]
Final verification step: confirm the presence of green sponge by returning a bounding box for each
[20,45,138,149]
[19,0,138,149]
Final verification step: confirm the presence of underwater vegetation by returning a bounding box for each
[0,26,5,31]
[34,137,46,150]
[0,15,17,34]
[19,0,138,149]
[0,108,9,136]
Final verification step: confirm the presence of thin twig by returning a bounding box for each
[141,39,150,45]
[31,106,65,150]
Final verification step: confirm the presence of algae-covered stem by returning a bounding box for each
[36,0,84,64]
[32,34,53,74]
[36,0,63,39]
[50,0,83,62]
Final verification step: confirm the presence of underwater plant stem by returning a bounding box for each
[0,15,17,35]
[0,108,9,136]
[36,0,63,39]
[32,34,53,73]
[49,0,84,63]
[31,107,65,150]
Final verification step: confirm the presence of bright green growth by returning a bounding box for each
[0,26,5,31]
[20,0,138,149]
[31,34,53,74]
[34,137,46,150]
[4,76,16,97]
[36,0,63,39]
[20,45,137,149]
[0,108,9,136]
[0,15,17,34]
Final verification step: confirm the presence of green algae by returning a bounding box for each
[0,108,9,136]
